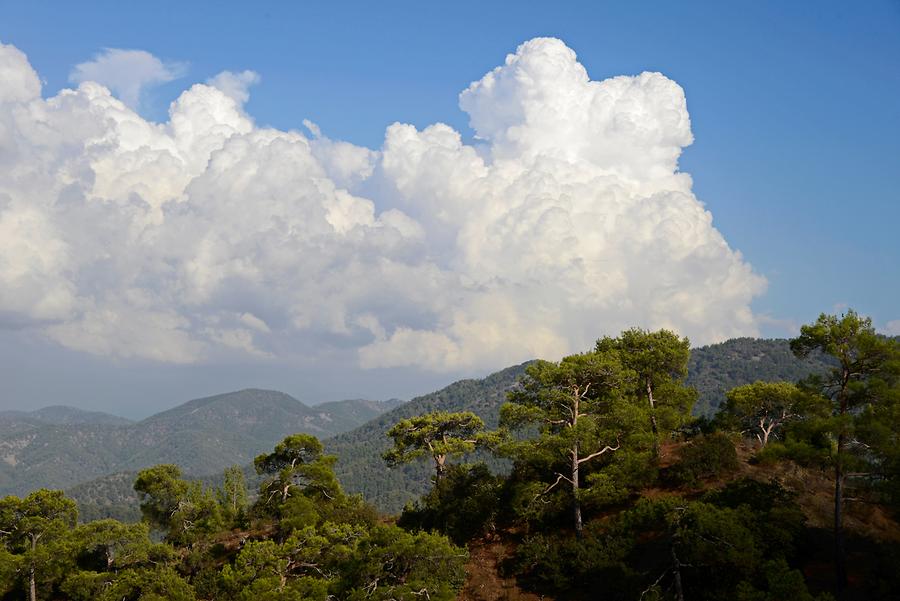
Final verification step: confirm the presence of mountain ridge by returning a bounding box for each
[0,405,134,427]
[0,390,398,498]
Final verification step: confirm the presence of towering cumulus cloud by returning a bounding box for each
[0,38,765,371]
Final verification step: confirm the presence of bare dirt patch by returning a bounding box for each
[458,537,547,601]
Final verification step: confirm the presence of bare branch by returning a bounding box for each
[532,472,573,502]
[577,441,620,465]
[639,568,670,600]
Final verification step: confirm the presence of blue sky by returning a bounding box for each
[1,1,898,415]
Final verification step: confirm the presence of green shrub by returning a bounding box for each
[398,463,502,545]
[669,432,739,486]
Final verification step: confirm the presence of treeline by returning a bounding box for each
[0,435,466,600]
[1,310,898,600]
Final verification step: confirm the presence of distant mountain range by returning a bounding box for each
[0,390,401,499]
[2,337,839,517]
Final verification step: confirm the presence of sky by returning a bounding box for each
[1,1,898,417]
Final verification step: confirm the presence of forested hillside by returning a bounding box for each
[325,364,528,513]
[687,338,834,416]
[0,390,395,497]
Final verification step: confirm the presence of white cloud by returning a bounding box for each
[0,38,765,371]
[207,70,260,104]
[884,320,900,336]
[69,48,186,109]
[0,42,41,103]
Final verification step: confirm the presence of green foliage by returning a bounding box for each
[383,411,490,482]
[668,432,739,487]
[133,464,190,530]
[340,525,466,601]
[500,350,635,531]
[597,327,697,439]
[325,341,844,513]
[133,464,223,544]
[0,547,22,596]
[254,434,343,515]
[4,338,840,514]
[0,431,467,601]
[221,522,360,600]
[0,489,79,600]
[398,463,503,545]
[788,311,900,466]
[217,465,249,527]
[514,489,818,601]
[73,519,157,571]
[4,321,900,601]
[858,388,900,510]
[789,310,900,588]
[96,567,196,601]
[719,381,827,447]
[703,479,807,558]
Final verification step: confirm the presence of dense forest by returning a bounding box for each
[2,310,899,600]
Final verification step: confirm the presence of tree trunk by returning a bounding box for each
[834,369,849,593]
[670,544,685,601]
[572,443,582,536]
[435,454,446,481]
[29,535,37,601]
[647,378,660,455]
[760,417,773,447]
[834,434,847,592]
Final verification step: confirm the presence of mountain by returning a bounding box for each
[67,471,142,523]
[0,405,133,427]
[310,398,405,435]
[0,390,396,498]
[686,338,834,416]
[325,364,529,514]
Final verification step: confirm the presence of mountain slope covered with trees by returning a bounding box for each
[687,337,835,416]
[0,391,397,497]
[325,364,528,514]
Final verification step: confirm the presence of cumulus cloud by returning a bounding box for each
[0,38,765,372]
[206,70,260,104]
[69,48,186,109]
[884,320,900,336]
